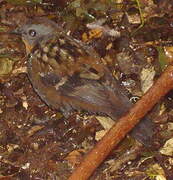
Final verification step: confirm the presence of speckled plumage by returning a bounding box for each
[16,17,153,146]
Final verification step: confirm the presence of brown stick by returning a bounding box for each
[68,65,173,180]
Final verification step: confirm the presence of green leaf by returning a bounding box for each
[6,0,42,5]
[157,46,168,71]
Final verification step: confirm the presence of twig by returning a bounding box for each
[68,65,173,180]
[132,0,145,35]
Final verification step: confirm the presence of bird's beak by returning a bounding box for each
[9,27,22,35]
[10,27,33,55]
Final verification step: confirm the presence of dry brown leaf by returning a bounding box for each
[27,125,44,137]
[65,149,86,167]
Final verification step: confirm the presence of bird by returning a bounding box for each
[13,17,153,146]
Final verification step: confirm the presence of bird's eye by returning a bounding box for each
[28,29,36,37]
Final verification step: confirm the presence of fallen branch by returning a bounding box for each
[68,65,173,180]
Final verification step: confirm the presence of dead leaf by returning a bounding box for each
[140,66,155,93]
[160,138,173,156]
[65,149,86,167]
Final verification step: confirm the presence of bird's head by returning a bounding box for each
[13,17,59,54]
